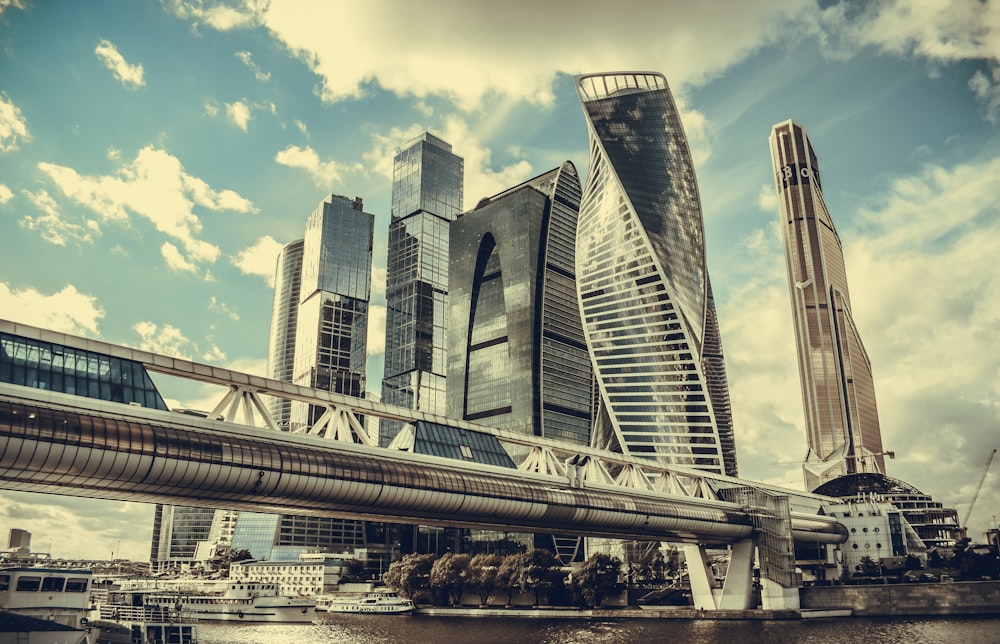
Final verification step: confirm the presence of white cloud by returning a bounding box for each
[0,1,27,19]
[969,65,1000,124]
[0,92,31,152]
[370,265,386,300]
[162,0,263,32]
[225,99,253,131]
[94,39,145,89]
[0,283,104,336]
[161,241,198,272]
[0,183,14,204]
[20,189,98,246]
[230,234,283,286]
[133,321,196,360]
[274,144,361,187]
[756,183,778,213]
[208,295,240,321]
[366,303,386,357]
[38,145,256,269]
[294,119,309,137]
[203,100,219,117]
[235,50,270,81]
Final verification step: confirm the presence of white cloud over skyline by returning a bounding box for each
[0,92,30,152]
[94,39,146,89]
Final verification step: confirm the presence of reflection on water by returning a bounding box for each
[198,613,1000,644]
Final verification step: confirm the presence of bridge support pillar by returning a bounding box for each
[760,579,800,610]
[684,540,755,611]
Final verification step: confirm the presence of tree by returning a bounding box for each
[431,552,472,605]
[574,553,623,607]
[468,553,503,605]
[855,555,880,577]
[496,552,528,605]
[383,553,435,601]
[523,549,564,606]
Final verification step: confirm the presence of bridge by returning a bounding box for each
[0,318,846,610]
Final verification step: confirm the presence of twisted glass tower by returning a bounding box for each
[769,120,884,491]
[574,72,737,476]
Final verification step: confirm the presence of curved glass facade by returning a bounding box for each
[575,72,736,476]
[769,120,884,490]
[265,238,304,429]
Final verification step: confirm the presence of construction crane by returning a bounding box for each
[964,448,997,528]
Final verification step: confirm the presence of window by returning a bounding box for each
[16,576,41,591]
[41,577,65,592]
[66,578,89,592]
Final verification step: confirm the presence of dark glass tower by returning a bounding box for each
[380,132,463,446]
[447,161,593,562]
[574,72,737,477]
[448,161,594,444]
[769,119,884,491]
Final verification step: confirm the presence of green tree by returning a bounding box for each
[431,552,472,605]
[468,553,503,605]
[340,559,366,583]
[383,553,435,601]
[574,553,623,607]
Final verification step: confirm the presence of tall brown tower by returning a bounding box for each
[769,120,885,491]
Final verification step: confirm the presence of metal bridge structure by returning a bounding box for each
[0,319,846,610]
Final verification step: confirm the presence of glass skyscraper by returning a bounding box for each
[290,194,374,430]
[574,72,737,477]
[380,132,463,446]
[447,161,592,562]
[769,119,884,491]
[448,161,594,444]
[265,238,304,430]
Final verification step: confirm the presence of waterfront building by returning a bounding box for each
[265,239,304,430]
[769,120,885,490]
[380,132,464,447]
[814,473,961,549]
[573,72,737,476]
[230,553,360,596]
[149,504,216,573]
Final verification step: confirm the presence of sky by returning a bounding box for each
[0,0,998,562]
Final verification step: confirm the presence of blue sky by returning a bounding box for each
[1,0,998,561]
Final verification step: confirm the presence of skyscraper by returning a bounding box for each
[769,119,885,491]
[149,504,216,573]
[380,132,463,446]
[243,193,375,563]
[290,194,374,430]
[265,238,304,429]
[447,161,592,562]
[448,161,594,445]
[574,72,737,477]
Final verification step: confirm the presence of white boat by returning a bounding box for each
[321,590,414,614]
[0,566,93,628]
[112,580,315,623]
[91,588,197,644]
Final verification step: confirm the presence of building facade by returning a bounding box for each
[446,162,592,562]
[149,504,217,573]
[380,132,464,447]
[447,161,594,445]
[769,120,884,490]
[265,239,304,430]
[290,194,374,430]
[573,71,737,476]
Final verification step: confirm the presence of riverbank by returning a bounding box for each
[414,606,852,620]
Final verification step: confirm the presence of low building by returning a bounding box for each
[814,473,961,548]
[230,553,358,597]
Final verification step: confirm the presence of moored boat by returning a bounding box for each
[111,580,315,623]
[321,590,414,614]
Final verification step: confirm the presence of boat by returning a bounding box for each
[90,587,197,644]
[111,580,315,623]
[321,590,414,614]
[0,566,93,628]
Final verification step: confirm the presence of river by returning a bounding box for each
[198,613,1000,643]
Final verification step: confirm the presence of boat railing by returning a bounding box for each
[99,604,196,623]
